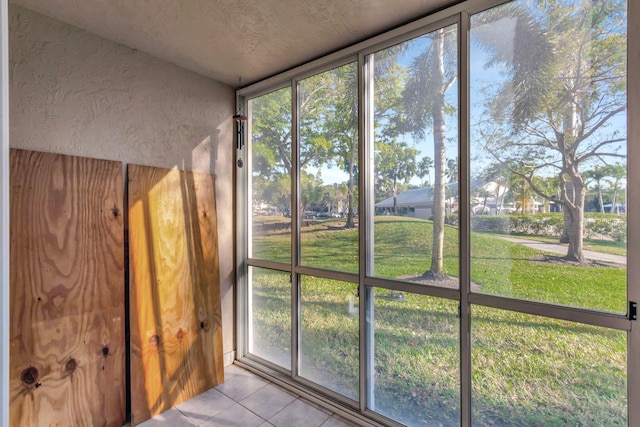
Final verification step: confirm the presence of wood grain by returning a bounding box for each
[9,149,125,427]
[128,164,223,425]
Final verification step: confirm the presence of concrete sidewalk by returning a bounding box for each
[496,236,626,265]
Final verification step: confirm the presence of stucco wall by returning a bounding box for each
[9,5,236,360]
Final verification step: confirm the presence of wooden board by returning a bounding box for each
[9,149,125,427]
[128,164,223,425]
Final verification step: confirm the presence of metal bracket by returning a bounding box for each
[629,301,637,321]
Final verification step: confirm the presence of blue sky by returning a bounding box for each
[308,0,627,191]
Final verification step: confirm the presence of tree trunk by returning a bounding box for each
[560,94,578,244]
[610,186,618,214]
[597,183,604,214]
[564,171,585,262]
[345,135,356,228]
[428,29,447,278]
[559,180,572,243]
[392,174,398,216]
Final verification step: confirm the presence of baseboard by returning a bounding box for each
[223,350,236,367]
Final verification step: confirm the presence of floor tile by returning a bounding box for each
[299,397,333,415]
[136,407,196,427]
[224,364,251,380]
[321,415,358,427]
[200,403,265,427]
[176,388,236,425]
[268,399,331,427]
[240,383,298,420]
[216,372,270,401]
[134,365,368,427]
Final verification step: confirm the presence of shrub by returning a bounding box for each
[585,213,626,243]
[471,212,626,242]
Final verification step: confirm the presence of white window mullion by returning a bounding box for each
[627,1,640,426]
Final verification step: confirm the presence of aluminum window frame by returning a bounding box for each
[235,0,638,425]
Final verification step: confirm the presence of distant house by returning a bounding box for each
[375,180,519,218]
[375,183,458,219]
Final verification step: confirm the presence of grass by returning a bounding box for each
[250,216,627,426]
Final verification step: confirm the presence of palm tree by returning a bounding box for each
[417,156,433,187]
[585,166,607,214]
[404,25,457,278]
[605,164,626,214]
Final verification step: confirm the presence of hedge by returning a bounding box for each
[468,213,626,242]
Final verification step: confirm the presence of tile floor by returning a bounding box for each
[137,364,360,427]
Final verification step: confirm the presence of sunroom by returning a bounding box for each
[1,0,638,426]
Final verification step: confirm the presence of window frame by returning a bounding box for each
[235,0,638,425]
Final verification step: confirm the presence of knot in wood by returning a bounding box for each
[149,334,160,347]
[21,367,39,385]
[65,358,77,373]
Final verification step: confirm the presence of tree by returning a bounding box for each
[585,166,608,214]
[417,156,433,186]
[253,69,361,223]
[323,63,359,228]
[374,141,418,214]
[477,161,513,214]
[474,187,493,215]
[403,25,458,278]
[604,163,626,214]
[299,172,324,214]
[262,174,292,215]
[473,0,627,262]
[446,158,457,184]
[252,86,334,178]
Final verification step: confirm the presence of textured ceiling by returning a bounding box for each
[12,0,457,88]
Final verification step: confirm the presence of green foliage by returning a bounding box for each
[587,213,627,243]
[470,213,626,243]
[471,214,563,235]
[374,141,419,203]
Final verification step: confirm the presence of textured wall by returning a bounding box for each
[9,5,236,357]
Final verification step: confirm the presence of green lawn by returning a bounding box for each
[250,216,627,426]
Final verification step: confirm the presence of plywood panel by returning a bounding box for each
[128,164,223,425]
[9,149,125,427]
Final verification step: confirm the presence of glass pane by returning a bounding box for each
[470,0,627,312]
[299,63,359,274]
[249,87,292,263]
[369,25,459,287]
[249,267,291,369]
[472,306,627,426]
[300,276,359,400]
[370,289,459,426]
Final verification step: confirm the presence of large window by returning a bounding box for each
[239,1,632,426]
